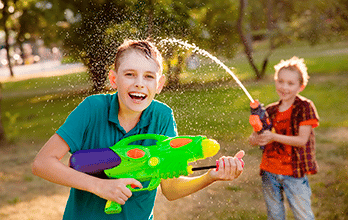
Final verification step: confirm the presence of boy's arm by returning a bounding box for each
[160,152,244,201]
[258,125,312,147]
[32,133,142,205]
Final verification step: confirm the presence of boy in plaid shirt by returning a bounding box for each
[250,56,319,220]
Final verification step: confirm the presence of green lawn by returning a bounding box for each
[1,40,348,219]
[181,40,348,84]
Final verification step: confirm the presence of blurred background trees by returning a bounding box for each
[1,0,347,143]
[0,0,347,90]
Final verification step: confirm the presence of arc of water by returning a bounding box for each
[160,38,254,103]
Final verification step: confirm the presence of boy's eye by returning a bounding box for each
[145,74,155,79]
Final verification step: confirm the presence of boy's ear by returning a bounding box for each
[109,69,117,89]
[156,75,166,94]
[299,85,306,92]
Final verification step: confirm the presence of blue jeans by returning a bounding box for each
[262,171,315,220]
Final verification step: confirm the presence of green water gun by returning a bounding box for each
[69,134,220,214]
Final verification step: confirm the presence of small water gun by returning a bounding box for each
[69,134,220,214]
[249,100,272,149]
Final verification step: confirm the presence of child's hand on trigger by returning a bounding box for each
[93,178,143,205]
[209,150,244,181]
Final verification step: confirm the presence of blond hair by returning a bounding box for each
[274,56,309,86]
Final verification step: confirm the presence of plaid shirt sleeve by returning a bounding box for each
[291,96,319,177]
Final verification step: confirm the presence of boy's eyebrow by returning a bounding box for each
[122,68,136,72]
[122,68,157,75]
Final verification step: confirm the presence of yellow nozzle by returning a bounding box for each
[187,165,193,174]
[201,138,220,158]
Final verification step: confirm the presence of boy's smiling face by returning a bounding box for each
[110,49,165,115]
[275,69,303,103]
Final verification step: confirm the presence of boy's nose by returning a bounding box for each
[135,84,144,89]
[135,77,144,89]
[283,84,290,90]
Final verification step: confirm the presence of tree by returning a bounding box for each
[0,0,16,77]
[0,0,65,144]
[237,0,291,80]
[154,0,242,88]
[0,0,17,145]
[58,0,195,92]
[185,0,240,59]
[289,0,348,45]
[1,0,63,74]
[15,0,66,60]
[238,0,348,80]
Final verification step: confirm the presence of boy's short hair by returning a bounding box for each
[274,56,309,86]
[114,39,163,75]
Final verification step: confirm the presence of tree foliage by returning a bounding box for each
[237,0,348,79]
[190,0,240,58]
[0,0,65,144]
[0,0,347,143]
[289,0,348,45]
[57,0,196,92]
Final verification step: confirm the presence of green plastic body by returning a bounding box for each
[103,134,211,214]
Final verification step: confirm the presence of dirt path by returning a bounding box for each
[0,63,86,83]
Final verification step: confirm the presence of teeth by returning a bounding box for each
[129,92,146,98]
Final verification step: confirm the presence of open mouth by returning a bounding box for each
[129,92,147,101]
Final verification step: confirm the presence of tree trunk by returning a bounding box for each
[266,0,276,50]
[147,0,154,37]
[237,0,275,80]
[87,57,108,93]
[237,0,261,79]
[2,0,15,77]
[4,26,14,77]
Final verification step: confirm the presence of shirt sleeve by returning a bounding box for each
[300,119,319,128]
[298,100,319,126]
[160,108,178,137]
[56,97,91,153]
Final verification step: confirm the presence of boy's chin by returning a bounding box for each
[128,101,151,112]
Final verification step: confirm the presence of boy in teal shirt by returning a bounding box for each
[32,39,244,220]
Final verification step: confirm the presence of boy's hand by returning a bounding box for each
[250,131,274,146]
[93,178,143,205]
[258,130,274,145]
[208,150,244,181]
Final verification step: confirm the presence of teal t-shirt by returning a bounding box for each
[57,93,177,220]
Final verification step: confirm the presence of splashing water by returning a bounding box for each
[160,38,254,103]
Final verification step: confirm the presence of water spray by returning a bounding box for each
[160,39,272,147]
[160,38,254,103]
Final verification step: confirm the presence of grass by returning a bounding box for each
[181,40,348,84]
[1,40,348,219]
[1,72,90,143]
[155,72,348,220]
